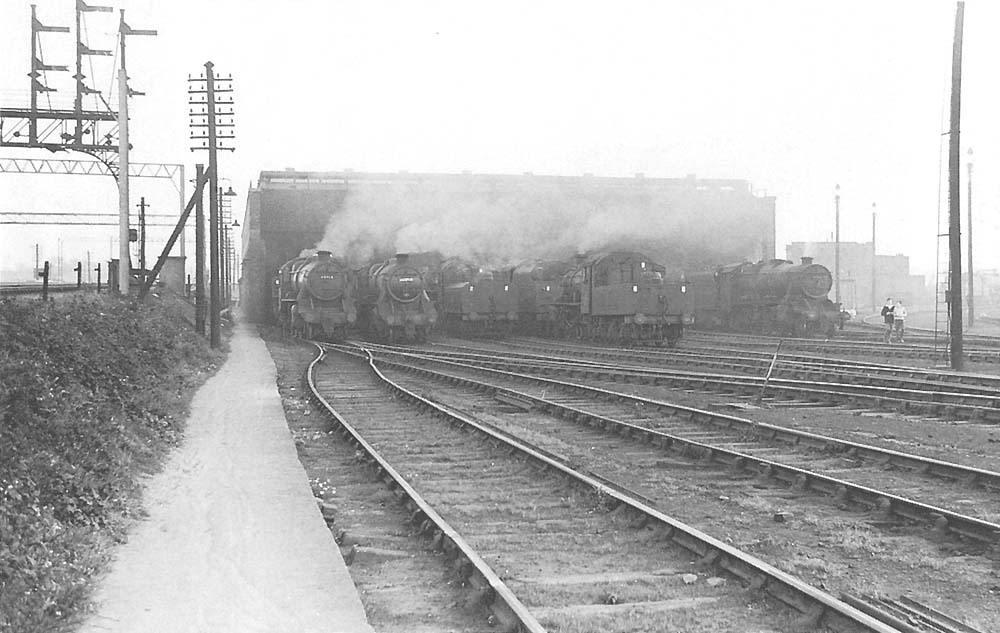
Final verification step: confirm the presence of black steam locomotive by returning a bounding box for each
[274,251,356,339]
[688,257,840,337]
[356,253,438,342]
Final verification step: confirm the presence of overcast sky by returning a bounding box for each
[2,0,998,280]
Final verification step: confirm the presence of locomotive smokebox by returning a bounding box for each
[801,257,813,265]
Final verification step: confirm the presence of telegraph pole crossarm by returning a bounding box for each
[189,63,236,348]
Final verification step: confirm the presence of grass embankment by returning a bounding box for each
[0,294,223,633]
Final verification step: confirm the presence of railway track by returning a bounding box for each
[488,337,1000,393]
[354,341,1000,541]
[304,341,930,632]
[302,339,995,631]
[385,340,1000,423]
[0,282,93,296]
[685,330,1000,365]
[854,315,1000,347]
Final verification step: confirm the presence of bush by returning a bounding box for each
[0,294,221,633]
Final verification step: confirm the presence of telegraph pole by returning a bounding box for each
[947,2,965,370]
[834,184,841,310]
[195,164,206,335]
[138,196,147,284]
[116,10,156,295]
[216,186,224,310]
[870,204,876,313]
[189,63,235,348]
[116,12,130,294]
[967,147,974,327]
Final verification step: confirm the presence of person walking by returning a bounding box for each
[881,297,895,343]
[893,299,907,343]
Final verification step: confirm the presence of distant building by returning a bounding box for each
[786,241,927,313]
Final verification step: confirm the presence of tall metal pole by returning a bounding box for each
[948,2,965,370]
[224,224,231,305]
[117,11,130,295]
[138,196,146,284]
[74,3,82,144]
[29,5,38,144]
[217,186,225,306]
[870,204,876,313]
[834,184,841,309]
[179,164,186,260]
[967,147,974,327]
[195,164,206,335]
[206,62,221,348]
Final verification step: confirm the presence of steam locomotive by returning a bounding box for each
[274,250,356,339]
[512,260,573,336]
[688,257,840,336]
[356,253,438,342]
[439,258,519,336]
[553,251,692,346]
[273,249,691,346]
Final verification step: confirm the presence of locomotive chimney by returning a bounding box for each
[396,253,409,264]
[801,257,813,265]
[317,250,332,259]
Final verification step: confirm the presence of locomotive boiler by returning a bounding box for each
[689,257,840,336]
[556,251,692,346]
[274,250,356,339]
[356,253,438,342]
[439,258,518,336]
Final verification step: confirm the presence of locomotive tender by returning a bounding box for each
[274,250,356,339]
[688,257,840,336]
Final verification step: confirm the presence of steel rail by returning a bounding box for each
[441,338,1000,392]
[460,340,1000,399]
[512,335,1000,384]
[0,283,93,296]
[370,344,1000,422]
[350,343,1000,501]
[352,344,1000,546]
[685,331,1000,363]
[304,344,547,633]
[320,342,906,633]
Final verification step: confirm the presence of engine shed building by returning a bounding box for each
[239,169,776,323]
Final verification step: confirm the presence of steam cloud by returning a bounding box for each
[309,180,759,271]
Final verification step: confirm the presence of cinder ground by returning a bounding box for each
[76,320,372,633]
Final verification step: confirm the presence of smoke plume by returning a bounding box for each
[310,178,760,270]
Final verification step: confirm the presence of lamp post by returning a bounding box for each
[967,147,974,327]
[871,202,876,313]
[218,183,237,305]
[231,218,240,303]
[834,184,841,311]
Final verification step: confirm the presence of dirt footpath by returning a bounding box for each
[77,321,372,633]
